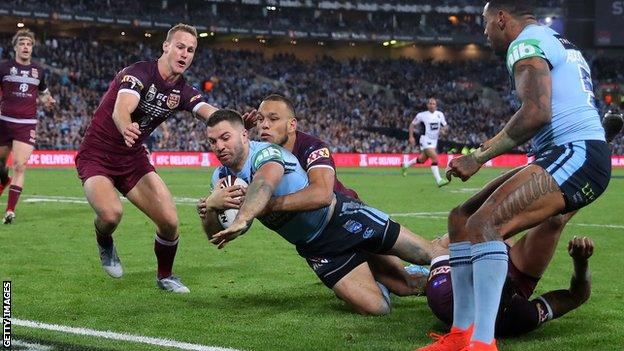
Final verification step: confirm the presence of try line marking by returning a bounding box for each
[21,195,624,229]
[12,318,242,351]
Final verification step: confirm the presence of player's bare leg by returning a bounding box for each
[3,141,34,223]
[0,145,11,197]
[461,165,566,347]
[510,211,576,278]
[84,175,124,278]
[402,150,429,176]
[368,254,428,296]
[332,261,392,316]
[126,171,189,293]
[416,168,523,351]
[424,148,447,187]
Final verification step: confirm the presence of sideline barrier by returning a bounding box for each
[11,150,624,168]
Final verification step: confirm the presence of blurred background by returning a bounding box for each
[0,0,621,154]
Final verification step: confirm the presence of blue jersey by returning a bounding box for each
[506,24,605,153]
[211,141,332,245]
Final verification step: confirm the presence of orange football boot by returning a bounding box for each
[415,325,473,351]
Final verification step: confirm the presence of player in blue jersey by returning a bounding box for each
[199,109,443,315]
[418,2,611,351]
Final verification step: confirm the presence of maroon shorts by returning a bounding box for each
[0,120,37,146]
[75,146,155,196]
[506,258,540,299]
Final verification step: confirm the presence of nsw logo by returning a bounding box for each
[363,227,375,239]
[343,219,362,234]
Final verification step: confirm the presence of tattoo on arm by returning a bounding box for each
[236,176,275,226]
[472,58,552,164]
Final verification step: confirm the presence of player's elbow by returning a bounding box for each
[316,189,334,207]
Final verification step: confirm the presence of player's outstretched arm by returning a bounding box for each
[535,236,593,320]
[194,103,219,122]
[267,167,335,212]
[112,92,141,147]
[446,57,552,181]
[209,162,284,248]
[198,182,247,239]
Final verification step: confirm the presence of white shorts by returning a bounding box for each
[419,135,438,150]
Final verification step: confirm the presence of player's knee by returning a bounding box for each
[12,161,27,174]
[465,214,499,242]
[448,206,468,240]
[351,298,391,316]
[157,213,179,238]
[98,208,122,228]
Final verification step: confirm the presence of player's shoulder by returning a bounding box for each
[507,25,559,72]
[296,131,327,150]
[250,141,286,169]
[120,60,154,77]
[0,59,13,71]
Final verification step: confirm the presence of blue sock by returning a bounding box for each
[376,281,391,307]
[449,241,474,330]
[471,241,508,343]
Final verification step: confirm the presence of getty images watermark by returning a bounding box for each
[2,281,10,349]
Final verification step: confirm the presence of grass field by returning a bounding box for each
[1,167,623,351]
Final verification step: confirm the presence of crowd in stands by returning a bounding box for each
[0,36,621,155]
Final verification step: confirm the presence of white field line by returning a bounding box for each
[12,318,242,351]
[11,339,54,351]
[21,195,624,229]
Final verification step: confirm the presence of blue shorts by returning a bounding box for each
[296,193,400,288]
[532,140,611,213]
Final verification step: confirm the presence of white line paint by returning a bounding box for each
[20,196,624,229]
[12,339,54,351]
[13,319,242,351]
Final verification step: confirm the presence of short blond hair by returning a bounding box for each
[12,29,35,47]
[165,23,197,42]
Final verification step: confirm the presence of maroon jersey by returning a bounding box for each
[291,131,359,199]
[0,59,47,122]
[80,60,206,154]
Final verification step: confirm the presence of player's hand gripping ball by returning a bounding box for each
[217,175,248,229]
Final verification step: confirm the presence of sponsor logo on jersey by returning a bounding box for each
[428,265,451,281]
[363,227,375,238]
[166,92,180,109]
[506,39,546,72]
[536,301,550,324]
[18,83,28,93]
[121,74,144,90]
[9,67,17,76]
[343,219,363,234]
[145,84,157,102]
[31,68,38,79]
[190,93,202,103]
[253,146,283,169]
[306,147,330,166]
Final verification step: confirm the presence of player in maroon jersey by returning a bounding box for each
[423,213,593,338]
[0,29,56,224]
[76,24,218,293]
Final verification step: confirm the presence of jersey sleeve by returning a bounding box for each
[38,66,47,92]
[210,168,221,191]
[440,112,447,126]
[118,64,149,98]
[180,84,208,114]
[411,113,421,125]
[302,141,336,172]
[251,145,285,173]
[506,29,562,75]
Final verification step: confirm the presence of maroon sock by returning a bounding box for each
[6,185,22,212]
[95,225,114,248]
[154,234,179,279]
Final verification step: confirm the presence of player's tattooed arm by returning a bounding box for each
[535,236,593,320]
[472,57,552,164]
[209,162,284,248]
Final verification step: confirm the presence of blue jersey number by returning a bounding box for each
[578,65,597,108]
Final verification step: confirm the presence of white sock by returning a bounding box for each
[404,158,419,167]
[431,165,442,182]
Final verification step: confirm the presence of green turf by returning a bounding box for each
[1,167,622,351]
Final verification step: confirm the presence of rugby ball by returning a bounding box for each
[217,175,248,229]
